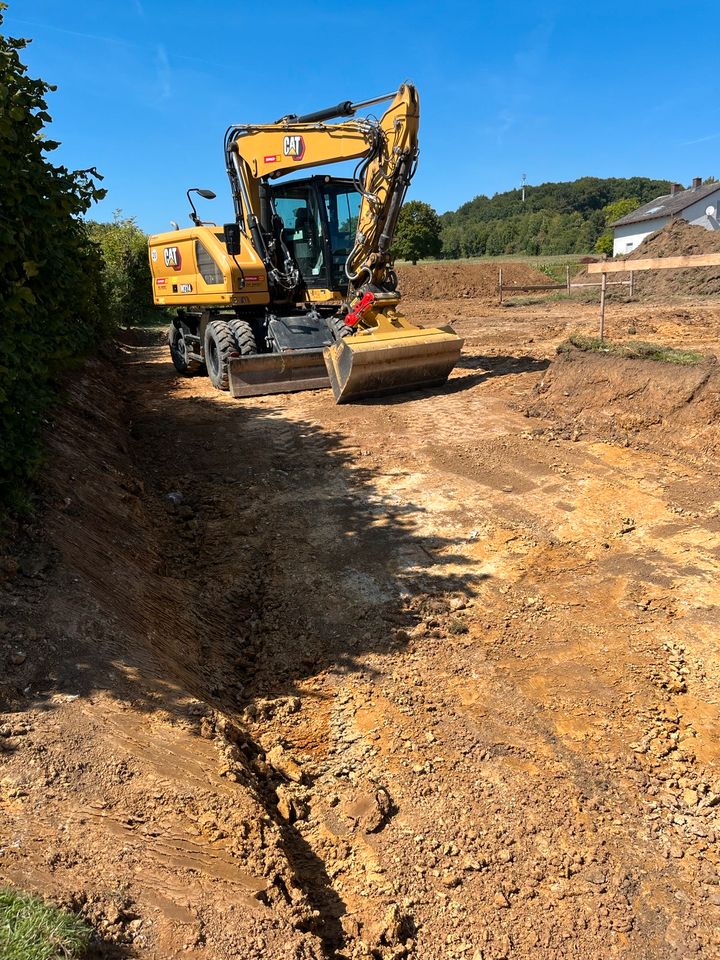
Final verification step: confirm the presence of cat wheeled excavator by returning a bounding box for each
[147,84,463,403]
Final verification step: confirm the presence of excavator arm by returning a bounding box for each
[222,84,461,402]
[224,85,419,300]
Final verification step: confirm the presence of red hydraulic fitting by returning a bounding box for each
[345,291,375,327]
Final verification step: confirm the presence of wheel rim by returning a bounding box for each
[172,330,186,364]
[208,338,219,375]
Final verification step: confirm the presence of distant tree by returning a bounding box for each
[594,197,641,256]
[393,201,442,264]
[86,212,155,327]
[594,232,614,256]
[602,197,640,225]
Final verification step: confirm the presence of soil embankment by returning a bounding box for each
[396,261,550,300]
[525,349,720,466]
[575,219,720,300]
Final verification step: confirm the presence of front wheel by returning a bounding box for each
[204,320,237,390]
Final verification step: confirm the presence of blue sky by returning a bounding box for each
[7,1,720,231]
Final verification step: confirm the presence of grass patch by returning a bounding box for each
[502,293,572,307]
[537,260,581,283]
[448,617,469,636]
[0,888,90,960]
[558,334,704,365]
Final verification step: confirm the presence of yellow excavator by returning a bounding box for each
[147,84,462,403]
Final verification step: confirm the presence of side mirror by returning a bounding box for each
[224,222,242,256]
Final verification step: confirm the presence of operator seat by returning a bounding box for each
[293,206,322,277]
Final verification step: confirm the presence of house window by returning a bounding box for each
[626,242,634,252]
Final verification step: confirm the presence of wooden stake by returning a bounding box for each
[566,263,570,293]
[629,271,634,298]
[498,267,503,305]
[599,272,607,341]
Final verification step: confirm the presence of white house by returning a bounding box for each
[610,178,720,256]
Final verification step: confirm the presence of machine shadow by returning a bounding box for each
[351,353,551,406]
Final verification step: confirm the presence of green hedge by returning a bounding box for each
[0,5,111,514]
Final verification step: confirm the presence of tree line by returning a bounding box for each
[439,177,673,258]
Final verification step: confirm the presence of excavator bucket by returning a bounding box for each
[324,325,464,404]
[228,349,330,398]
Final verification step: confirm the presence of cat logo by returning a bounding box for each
[283,135,305,162]
[163,246,182,270]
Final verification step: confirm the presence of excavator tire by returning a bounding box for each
[328,315,352,341]
[169,323,202,376]
[227,318,258,356]
[204,319,237,391]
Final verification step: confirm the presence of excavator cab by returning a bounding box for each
[270,176,361,298]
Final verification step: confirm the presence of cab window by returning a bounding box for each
[273,192,325,278]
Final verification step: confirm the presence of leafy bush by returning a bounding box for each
[0,6,110,515]
[87,212,156,328]
[594,231,614,256]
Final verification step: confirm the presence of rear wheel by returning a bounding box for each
[228,318,258,356]
[169,323,202,375]
[204,320,237,390]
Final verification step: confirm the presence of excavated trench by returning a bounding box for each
[3,309,720,958]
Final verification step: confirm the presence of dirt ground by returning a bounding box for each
[2,286,720,959]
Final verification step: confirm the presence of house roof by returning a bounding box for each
[610,181,720,227]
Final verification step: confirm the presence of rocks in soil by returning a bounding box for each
[343,786,393,833]
[0,556,19,582]
[267,745,305,783]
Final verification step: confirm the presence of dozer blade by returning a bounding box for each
[323,325,464,404]
[228,349,330,398]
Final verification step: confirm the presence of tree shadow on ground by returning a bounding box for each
[0,343,491,957]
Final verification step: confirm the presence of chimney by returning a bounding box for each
[693,176,702,190]
[670,183,682,196]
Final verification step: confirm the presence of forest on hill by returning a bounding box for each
[440,177,673,257]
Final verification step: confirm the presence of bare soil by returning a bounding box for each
[2,278,720,959]
[395,262,551,301]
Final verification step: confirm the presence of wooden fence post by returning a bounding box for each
[498,267,503,305]
[599,272,607,341]
[566,263,570,293]
[629,271,634,298]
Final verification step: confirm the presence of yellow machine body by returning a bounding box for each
[149,226,268,308]
[147,84,463,403]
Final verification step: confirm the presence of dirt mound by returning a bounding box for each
[525,348,720,463]
[575,220,720,299]
[631,217,720,259]
[396,260,551,301]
